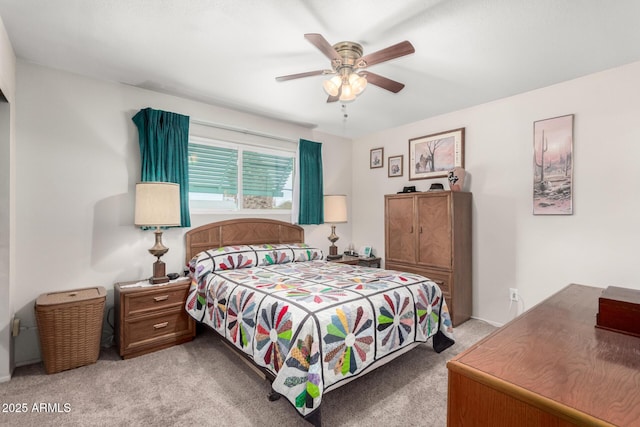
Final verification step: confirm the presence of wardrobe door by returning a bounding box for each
[385,195,416,264]
[416,193,451,269]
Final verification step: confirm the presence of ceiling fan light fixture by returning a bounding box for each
[349,73,367,95]
[276,34,414,104]
[339,81,356,102]
[323,75,341,96]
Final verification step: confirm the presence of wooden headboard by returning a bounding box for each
[185,218,305,263]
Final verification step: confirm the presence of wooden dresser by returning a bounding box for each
[385,191,471,326]
[447,284,640,426]
[115,277,196,359]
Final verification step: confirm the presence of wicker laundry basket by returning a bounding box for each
[35,286,106,374]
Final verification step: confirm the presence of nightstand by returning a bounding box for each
[329,255,382,268]
[114,277,196,359]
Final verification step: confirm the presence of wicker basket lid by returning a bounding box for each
[36,286,106,306]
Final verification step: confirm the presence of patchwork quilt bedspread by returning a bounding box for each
[186,244,454,419]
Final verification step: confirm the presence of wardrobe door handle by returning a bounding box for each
[410,226,413,233]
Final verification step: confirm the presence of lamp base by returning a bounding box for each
[150,259,169,284]
[327,225,342,260]
[326,243,342,260]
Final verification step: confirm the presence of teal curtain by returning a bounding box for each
[132,107,191,227]
[297,139,323,224]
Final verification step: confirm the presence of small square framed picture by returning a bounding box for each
[370,147,384,169]
[359,246,372,258]
[388,155,403,177]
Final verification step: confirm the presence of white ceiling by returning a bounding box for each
[2,0,640,138]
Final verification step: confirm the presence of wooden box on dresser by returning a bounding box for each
[384,191,471,326]
[115,277,196,359]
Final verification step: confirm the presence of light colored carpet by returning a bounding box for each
[0,319,496,426]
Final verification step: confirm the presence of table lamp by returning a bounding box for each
[324,194,347,260]
[135,182,181,284]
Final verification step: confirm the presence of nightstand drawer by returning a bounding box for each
[123,307,193,353]
[123,285,189,317]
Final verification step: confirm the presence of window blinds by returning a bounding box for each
[188,142,293,197]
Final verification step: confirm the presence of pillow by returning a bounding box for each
[251,244,295,266]
[189,251,214,282]
[192,243,323,274]
[202,245,258,271]
[287,243,324,262]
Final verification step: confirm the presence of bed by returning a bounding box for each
[184,218,454,425]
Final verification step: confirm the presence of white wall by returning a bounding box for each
[353,60,640,326]
[13,54,640,366]
[0,15,16,382]
[13,61,351,365]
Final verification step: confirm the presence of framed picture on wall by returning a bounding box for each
[388,155,403,177]
[409,128,465,180]
[370,147,384,169]
[533,114,574,215]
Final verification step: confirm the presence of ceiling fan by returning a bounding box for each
[276,33,415,103]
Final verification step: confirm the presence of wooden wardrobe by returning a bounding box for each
[384,191,472,326]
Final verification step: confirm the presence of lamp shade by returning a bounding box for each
[323,75,342,97]
[349,73,367,95]
[324,195,347,223]
[134,182,181,227]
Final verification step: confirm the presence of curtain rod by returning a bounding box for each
[190,118,298,144]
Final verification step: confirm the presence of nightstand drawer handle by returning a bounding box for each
[153,295,169,302]
[153,322,169,329]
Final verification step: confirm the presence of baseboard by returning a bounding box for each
[14,357,41,368]
[470,315,503,328]
[0,373,11,383]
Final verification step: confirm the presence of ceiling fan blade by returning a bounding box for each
[305,33,342,62]
[358,40,415,68]
[276,70,330,81]
[326,85,341,103]
[361,71,405,93]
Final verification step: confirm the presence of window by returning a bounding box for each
[188,137,295,212]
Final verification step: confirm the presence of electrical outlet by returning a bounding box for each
[509,288,519,302]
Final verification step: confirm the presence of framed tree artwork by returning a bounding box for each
[409,128,464,180]
[533,114,574,215]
